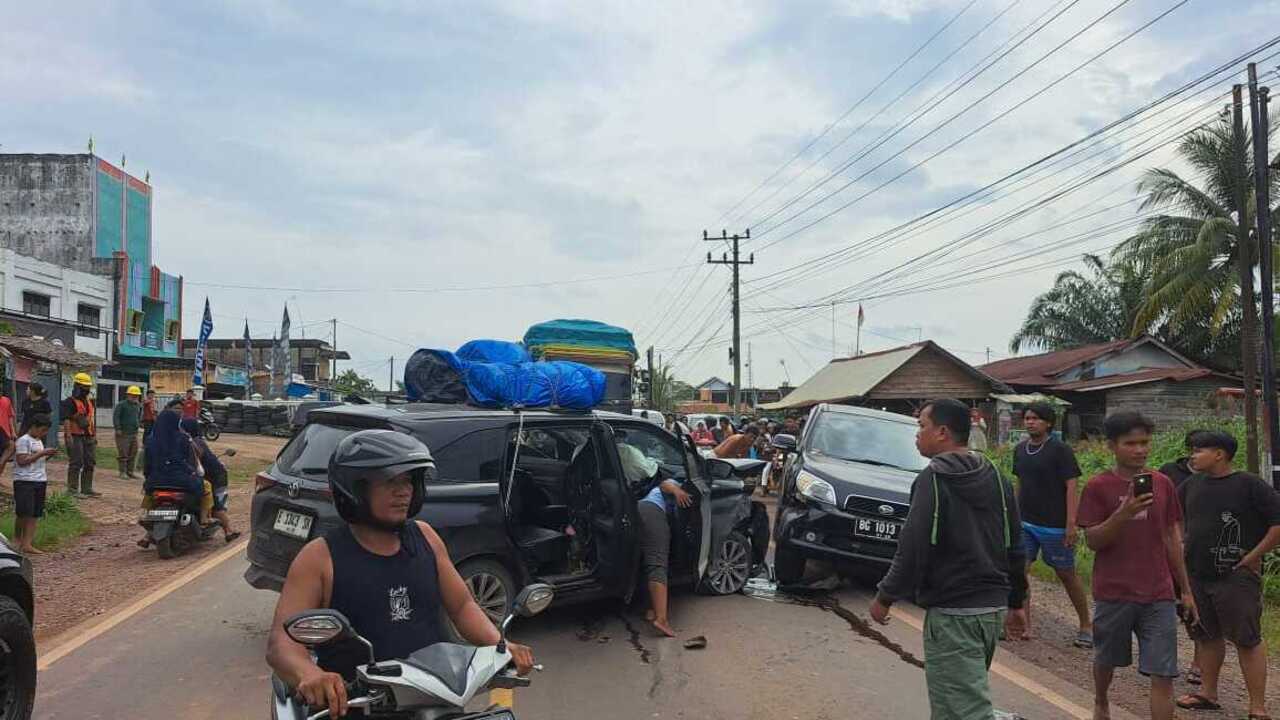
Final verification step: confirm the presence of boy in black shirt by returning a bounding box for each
[1011,402,1091,646]
[1176,430,1280,716]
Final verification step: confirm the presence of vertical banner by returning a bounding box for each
[243,320,253,396]
[268,333,278,399]
[279,307,292,398]
[192,298,214,387]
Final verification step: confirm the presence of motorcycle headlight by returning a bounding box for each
[795,470,837,506]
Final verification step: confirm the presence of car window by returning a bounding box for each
[807,412,926,472]
[276,423,362,476]
[614,423,685,484]
[430,428,508,483]
[516,427,587,461]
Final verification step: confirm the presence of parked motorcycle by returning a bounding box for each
[199,405,221,442]
[270,583,553,720]
[760,433,797,496]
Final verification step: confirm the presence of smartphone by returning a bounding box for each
[1132,471,1154,498]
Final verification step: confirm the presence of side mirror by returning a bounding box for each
[511,583,555,619]
[705,458,735,480]
[284,609,356,647]
[771,434,797,452]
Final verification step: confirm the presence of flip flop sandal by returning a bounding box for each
[1186,667,1202,685]
[1175,694,1220,711]
[683,636,707,650]
[1072,631,1093,649]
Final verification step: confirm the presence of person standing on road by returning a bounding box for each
[1012,402,1091,647]
[12,415,56,554]
[141,389,157,440]
[1077,411,1195,720]
[871,398,1028,720]
[1174,430,1280,716]
[181,388,200,421]
[113,386,142,479]
[967,408,988,453]
[0,388,17,479]
[61,373,99,497]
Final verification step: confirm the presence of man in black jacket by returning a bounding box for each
[871,398,1028,719]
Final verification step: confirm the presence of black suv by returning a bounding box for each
[772,403,926,584]
[246,404,770,631]
[0,534,34,720]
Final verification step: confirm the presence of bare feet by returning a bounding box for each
[1093,702,1110,720]
[651,619,677,638]
[20,546,42,555]
[645,609,655,622]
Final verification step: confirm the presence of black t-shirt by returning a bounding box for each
[1012,436,1082,528]
[1159,457,1194,488]
[1179,471,1280,580]
[18,398,51,435]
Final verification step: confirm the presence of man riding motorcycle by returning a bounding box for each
[266,429,535,718]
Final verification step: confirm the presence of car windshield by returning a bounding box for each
[276,423,362,476]
[807,412,927,473]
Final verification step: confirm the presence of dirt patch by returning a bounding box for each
[25,435,286,644]
[1004,574,1280,718]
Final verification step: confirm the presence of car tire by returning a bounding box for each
[444,558,515,643]
[0,596,36,720]
[698,531,752,596]
[773,543,806,585]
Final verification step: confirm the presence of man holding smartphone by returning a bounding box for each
[1175,430,1280,716]
[1077,411,1196,720]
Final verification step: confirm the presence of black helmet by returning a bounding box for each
[328,429,436,529]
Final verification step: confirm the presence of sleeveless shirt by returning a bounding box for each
[316,523,447,679]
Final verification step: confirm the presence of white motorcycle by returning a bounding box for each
[271,584,553,720]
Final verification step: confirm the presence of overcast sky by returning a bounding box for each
[3,0,1277,389]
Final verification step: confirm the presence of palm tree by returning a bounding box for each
[1010,254,1147,353]
[1115,114,1279,471]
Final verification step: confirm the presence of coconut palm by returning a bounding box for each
[1010,254,1147,353]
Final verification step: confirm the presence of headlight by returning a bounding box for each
[795,470,837,506]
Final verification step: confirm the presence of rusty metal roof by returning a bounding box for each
[0,335,104,367]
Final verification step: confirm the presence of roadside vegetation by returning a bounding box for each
[0,492,90,551]
[987,418,1280,646]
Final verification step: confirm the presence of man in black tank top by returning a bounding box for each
[266,430,535,718]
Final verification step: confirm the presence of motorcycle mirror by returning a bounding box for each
[284,609,356,647]
[511,583,555,619]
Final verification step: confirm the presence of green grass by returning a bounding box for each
[0,491,90,551]
[987,418,1280,647]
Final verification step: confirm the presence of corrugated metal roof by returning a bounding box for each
[759,344,925,410]
[1050,367,1220,392]
[978,340,1130,385]
[0,335,103,367]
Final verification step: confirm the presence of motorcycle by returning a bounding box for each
[760,433,797,497]
[199,405,221,442]
[271,583,553,720]
[139,448,236,559]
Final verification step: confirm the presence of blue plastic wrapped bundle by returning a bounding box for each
[464,361,605,410]
[456,340,531,365]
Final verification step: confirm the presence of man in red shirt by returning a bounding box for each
[0,391,16,477]
[1077,411,1197,720]
[181,389,200,420]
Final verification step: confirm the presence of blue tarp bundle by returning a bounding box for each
[523,319,637,358]
[456,340,531,365]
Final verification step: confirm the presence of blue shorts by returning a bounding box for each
[1021,522,1075,570]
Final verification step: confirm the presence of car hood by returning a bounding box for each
[802,454,917,504]
[719,458,768,478]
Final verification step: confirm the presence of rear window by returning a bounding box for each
[276,423,362,477]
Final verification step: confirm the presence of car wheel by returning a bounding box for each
[698,531,752,596]
[773,543,806,585]
[444,559,515,643]
[0,597,36,720]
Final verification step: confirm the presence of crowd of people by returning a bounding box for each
[872,398,1280,720]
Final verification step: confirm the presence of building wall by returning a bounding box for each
[0,155,111,275]
[0,247,113,358]
[867,347,992,400]
[181,343,335,382]
[1055,344,1190,382]
[1104,378,1240,430]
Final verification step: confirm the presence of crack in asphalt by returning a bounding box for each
[615,613,653,665]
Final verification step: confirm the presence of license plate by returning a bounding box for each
[146,508,180,520]
[273,509,313,539]
[853,517,901,541]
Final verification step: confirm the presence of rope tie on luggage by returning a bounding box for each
[503,411,525,512]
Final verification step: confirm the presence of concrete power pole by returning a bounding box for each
[706,229,753,417]
[646,346,655,409]
[1249,64,1278,487]
[389,356,395,393]
[1234,84,1262,474]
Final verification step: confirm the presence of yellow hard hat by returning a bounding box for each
[126,385,142,396]
[73,372,93,387]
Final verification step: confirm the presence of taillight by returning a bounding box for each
[254,473,277,493]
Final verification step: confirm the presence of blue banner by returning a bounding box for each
[192,298,214,387]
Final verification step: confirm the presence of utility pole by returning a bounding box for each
[389,356,395,393]
[331,318,339,387]
[747,342,756,410]
[986,347,991,364]
[1249,64,1279,487]
[645,346,655,409]
[1234,83,1262,474]
[705,229,753,416]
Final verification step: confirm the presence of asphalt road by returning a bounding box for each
[35,550,1128,719]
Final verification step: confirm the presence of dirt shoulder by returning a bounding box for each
[25,434,285,644]
[1003,573,1280,718]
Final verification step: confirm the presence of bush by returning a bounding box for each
[0,491,91,551]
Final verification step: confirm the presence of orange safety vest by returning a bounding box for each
[67,396,96,436]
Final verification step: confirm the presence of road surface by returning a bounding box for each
[36,549,1128,719]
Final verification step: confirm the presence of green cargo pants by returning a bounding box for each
[923,609,1005,720]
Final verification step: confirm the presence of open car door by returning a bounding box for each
[586,423,641,601]
[680,434,714,579]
